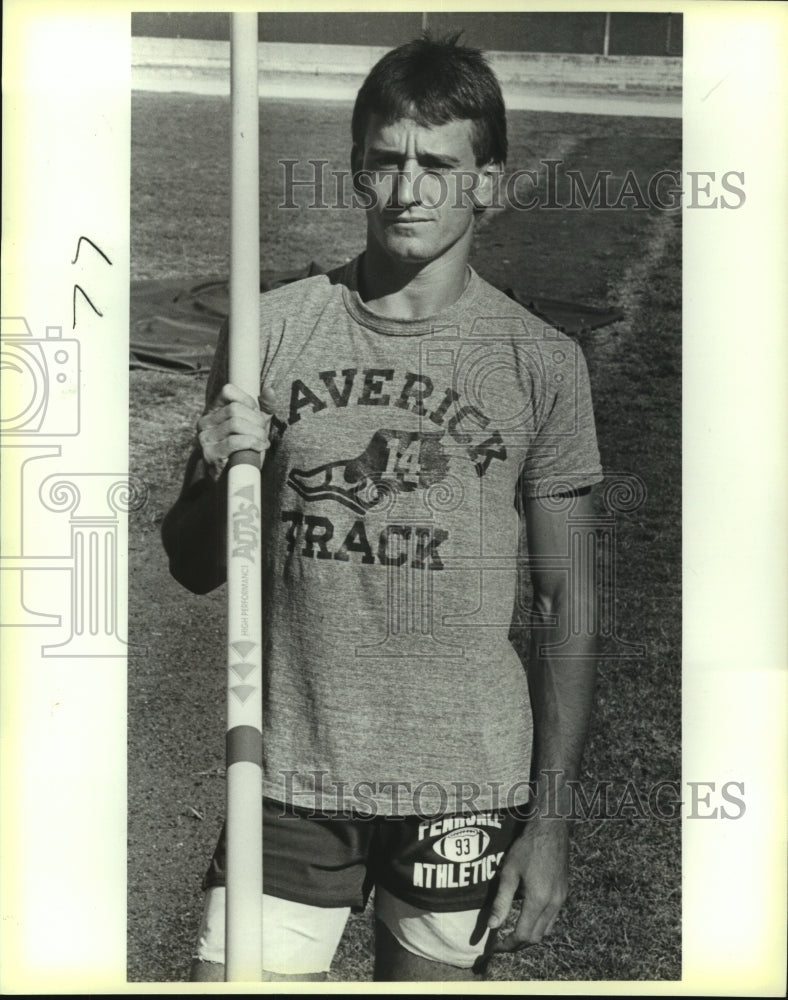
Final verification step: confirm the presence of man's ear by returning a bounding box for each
[472,162,504,213]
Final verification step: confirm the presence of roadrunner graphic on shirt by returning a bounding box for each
[276,369,511,569]
[287,428,453,516]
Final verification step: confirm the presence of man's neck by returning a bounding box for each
[358,241,472,320]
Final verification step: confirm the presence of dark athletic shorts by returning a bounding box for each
[203,798,528,914]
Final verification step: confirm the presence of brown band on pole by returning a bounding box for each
[226,725,263,767]
[227,449,262,469]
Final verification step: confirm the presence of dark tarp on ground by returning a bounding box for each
[130,263,623,373]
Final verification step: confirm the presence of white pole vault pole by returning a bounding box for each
[225,12,263,982]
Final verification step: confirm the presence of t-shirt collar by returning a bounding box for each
[340,255,482,337]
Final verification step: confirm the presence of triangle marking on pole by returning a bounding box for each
[230,661,255,681]
[231,640,257,659]
[230,683,256,704]
[234,484,256,502]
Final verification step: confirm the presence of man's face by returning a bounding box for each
[353,114,495,267]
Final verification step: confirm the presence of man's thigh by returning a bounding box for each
[194,886,351,977]
[196,799,374,976]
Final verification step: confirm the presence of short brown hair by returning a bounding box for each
[351,33,508,167]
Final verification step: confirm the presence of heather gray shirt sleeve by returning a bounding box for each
[519,338,602,497]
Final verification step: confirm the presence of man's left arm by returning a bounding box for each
[489,488,598,949]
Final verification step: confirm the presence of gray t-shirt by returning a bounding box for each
[207,258,603,816]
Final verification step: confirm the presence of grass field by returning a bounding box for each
[128,93,681,982]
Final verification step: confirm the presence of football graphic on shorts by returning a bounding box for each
[432,827,490,863]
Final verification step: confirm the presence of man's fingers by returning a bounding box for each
[524,900,557,944]
[486,866,519,931]
[198,399,267,432]
[491,864,566,952]
[197,395,272,479]
[199,434,270,481]
[199,432,271,461]
[210,432,270,454]
[491,893,562,953]
[491,916,546,953]
[198,416,269,450]
[213,382,260,411]
[491,896,543,952]
[258,385,277,413]
[195,380,277,479]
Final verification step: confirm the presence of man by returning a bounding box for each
[162,33,602,982]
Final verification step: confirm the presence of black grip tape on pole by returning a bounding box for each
[226,725,264,767]
[228,449,262,470]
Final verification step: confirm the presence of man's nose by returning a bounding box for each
[391,167,420,208]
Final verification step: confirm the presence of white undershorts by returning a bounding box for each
[195,885,491,974]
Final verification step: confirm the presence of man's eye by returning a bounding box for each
[418,162,456,177]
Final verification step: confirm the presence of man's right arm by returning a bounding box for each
[161,383,273,594]
[161,448,228,594]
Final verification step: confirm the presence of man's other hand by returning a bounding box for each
[487,815,569,951]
